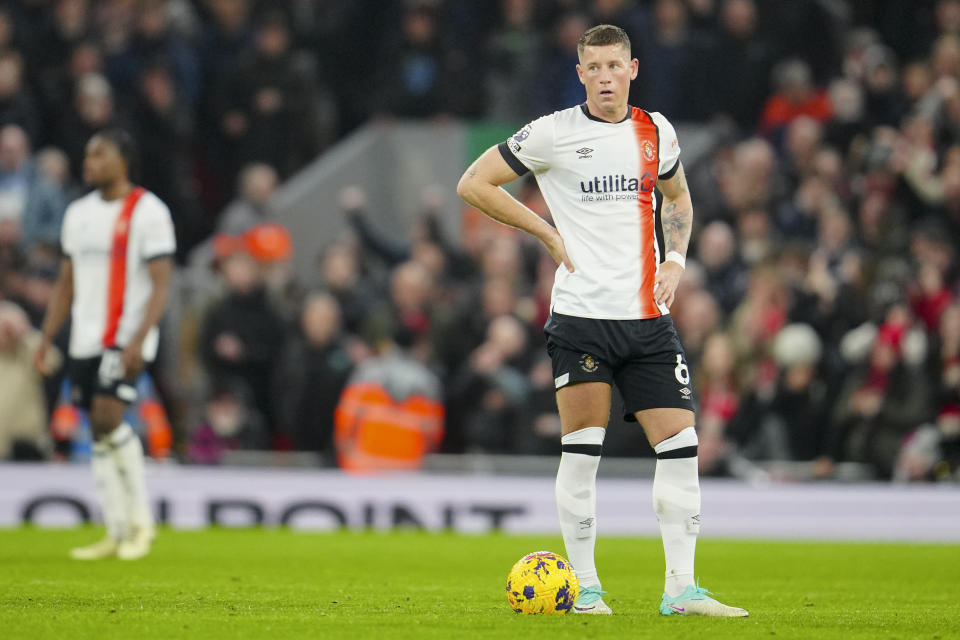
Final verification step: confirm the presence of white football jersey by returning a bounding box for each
[60,188,176,359]
[500,104,681,320]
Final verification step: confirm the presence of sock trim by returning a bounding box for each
[110,432,135,449]
[561,443,603,456]
[656,445,698,459]
[653,426,698,455]
[560,427,606,446]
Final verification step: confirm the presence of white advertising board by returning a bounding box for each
[0,463,957,541]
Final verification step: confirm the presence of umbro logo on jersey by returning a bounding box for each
[576,147,593,159]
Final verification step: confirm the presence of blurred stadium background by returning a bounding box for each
[0,0,959,542]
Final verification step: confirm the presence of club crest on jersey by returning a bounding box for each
[579,354,599,373]
[642,140,656,162]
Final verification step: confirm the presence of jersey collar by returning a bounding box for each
[580,103,632,123]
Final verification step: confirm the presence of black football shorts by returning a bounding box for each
[544,312,695,420]
[66,348,140,410]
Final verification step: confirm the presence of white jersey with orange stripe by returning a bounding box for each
[60,188,176,359]
[499,104,681,320]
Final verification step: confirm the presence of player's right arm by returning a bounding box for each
[34,257,73,375]
[457,147,573,272]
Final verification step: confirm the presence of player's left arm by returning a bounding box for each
[655,162,693,308]
[121,256,173,374]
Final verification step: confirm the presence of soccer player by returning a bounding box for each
[457,25,748,617]
[35,129,175,560]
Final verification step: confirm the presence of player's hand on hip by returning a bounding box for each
[542,228,574,273]
[121,342,145,377]
[654,261,684,308]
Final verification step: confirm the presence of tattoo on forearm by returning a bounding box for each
[662,201,692,255]
[661,167,692,255]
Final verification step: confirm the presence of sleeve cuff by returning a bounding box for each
[497,141,530,177]
[145,252,175,262]
[659,159,680,180]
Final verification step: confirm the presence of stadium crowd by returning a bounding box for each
[0,0,958,482]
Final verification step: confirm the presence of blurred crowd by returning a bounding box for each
[0,0,959,482]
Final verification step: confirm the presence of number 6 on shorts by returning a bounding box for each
[673,353,690,385]
[97,349,126,386]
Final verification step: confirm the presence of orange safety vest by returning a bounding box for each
[334,381,444,473]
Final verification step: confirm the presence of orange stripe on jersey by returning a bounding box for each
[630,108,661,319]
[102,187,146,349]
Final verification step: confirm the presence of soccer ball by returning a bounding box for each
[506,550,579,614]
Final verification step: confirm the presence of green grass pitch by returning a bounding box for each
[1,527,958,639]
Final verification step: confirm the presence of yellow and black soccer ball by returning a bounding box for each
[505,551,579,614]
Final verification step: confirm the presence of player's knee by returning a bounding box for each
[88,412,120,439]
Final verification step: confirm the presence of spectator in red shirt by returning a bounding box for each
[760,58,832,140]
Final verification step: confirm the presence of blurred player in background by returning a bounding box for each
[458,24,747,617]
[35,129,175,560]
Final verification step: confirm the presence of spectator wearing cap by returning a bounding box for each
[244,222,301,325]
[198,233,286,435]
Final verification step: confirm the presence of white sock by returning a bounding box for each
[653,426,700,598]
[556,426,605,589]
[91,439,127,540]
[110,423,154,532]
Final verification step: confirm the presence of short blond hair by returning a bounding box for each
[577,24,631,59]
